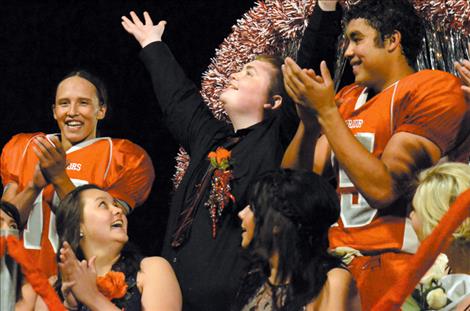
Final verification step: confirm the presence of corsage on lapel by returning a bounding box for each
[205,147,236,238]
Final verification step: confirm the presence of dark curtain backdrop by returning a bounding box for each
[0,0,255,255]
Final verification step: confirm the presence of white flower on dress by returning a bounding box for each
[426,288,448,310]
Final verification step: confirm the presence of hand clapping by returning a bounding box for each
[454,43,470,103]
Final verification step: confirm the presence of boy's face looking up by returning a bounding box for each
[345,18,391,89]
[221,60,278,120]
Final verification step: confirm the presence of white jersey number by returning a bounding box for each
[338,133,377,228]
[23,179,88,252]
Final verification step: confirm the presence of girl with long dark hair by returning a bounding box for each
[235,169,360,310]
[54,184,181,310]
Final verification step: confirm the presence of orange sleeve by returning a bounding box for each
[1,133,42,187]
[336,84,364,117]
[104,139,155,210]
[394,71,467,156]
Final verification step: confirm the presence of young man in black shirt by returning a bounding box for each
[121,10,332,310]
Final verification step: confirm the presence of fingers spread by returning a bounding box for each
[143,11,153,26]
[121,16,135,32]
[130,11,144,27]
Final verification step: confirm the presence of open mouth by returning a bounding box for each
[111,219,124,228]
[65,120,84,129]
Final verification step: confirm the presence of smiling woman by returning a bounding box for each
[0,70,155,279]
[17,184,182,310]
[53,71,107,151]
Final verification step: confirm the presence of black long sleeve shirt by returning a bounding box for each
[138,6,345,308]
[140,42,296,311]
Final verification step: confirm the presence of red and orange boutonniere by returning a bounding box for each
[208,147,231,170]
[206,147,236,238]
[96,271,128,301]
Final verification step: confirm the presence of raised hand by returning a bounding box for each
[33,135,67,185]
[121,11,166,48]
[317,0,339,11]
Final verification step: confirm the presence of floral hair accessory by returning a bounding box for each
[206,147,236,238]
[96,271,128,301]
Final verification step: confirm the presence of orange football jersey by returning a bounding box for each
[329,70,467,253]
[1,133,155,277]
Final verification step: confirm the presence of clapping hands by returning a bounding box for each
[454,43,470,103]
[59,241,99,308]
[282,58,336,126]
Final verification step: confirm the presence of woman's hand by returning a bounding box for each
[59,243,100,306]
[68,257,101,306]
[33,136,67,185]
[59,242,120,310]
[59,242,81,309]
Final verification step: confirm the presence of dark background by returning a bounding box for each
[0,0,255,255]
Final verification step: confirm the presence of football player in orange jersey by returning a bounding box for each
[1,70,155,277]
[281,0,469,309]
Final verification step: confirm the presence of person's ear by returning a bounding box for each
[263,95,283,111]
[96,104,107,120]
[385,30,401,52]
[79,224,86,239]
[52,104,57,120]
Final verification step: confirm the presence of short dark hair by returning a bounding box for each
[254,54,298,135]
[255,54,288,104]
[56,70,108,107]
[343,0,424,66]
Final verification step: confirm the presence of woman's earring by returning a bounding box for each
[80,231,84,238]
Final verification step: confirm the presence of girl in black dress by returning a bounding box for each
[235,169,360,310]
